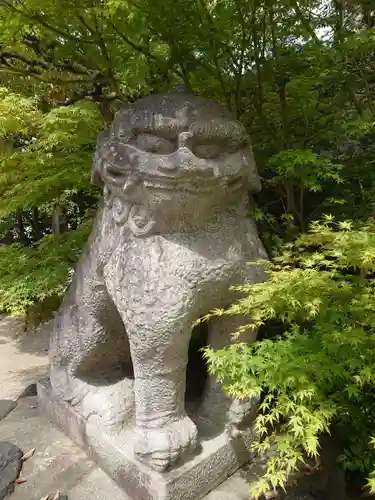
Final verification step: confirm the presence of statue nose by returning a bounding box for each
[178,131,193,149]
[177,132,197,170]
[176,147,213,178]
[176,147,195,172]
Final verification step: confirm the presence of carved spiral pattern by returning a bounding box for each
[111,197,130,224]
[204,206,223,234]
[167,204,241,235]
[203,206,240,234]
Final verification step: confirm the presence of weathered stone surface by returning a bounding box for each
[69,469,125,500]
[0,401,16,421]
[46,86,267,495]
[0,441,23,499]
[18,384,37,399]
[38,377,260,500]
[0,396,94,500]
[204,465,265,500]
[0,394,266,500]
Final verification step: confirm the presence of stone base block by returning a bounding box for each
[37,377,255,500]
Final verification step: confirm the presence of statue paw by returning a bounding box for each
[134,416,198,471]
[81,379,134,433]
[228,397,258,427]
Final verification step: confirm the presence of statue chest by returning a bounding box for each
[104,226,267,313]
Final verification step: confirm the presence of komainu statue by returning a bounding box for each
[48,87,268,476]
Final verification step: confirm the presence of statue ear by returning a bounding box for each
[92,129,111,189]
[92,164,104,188]
[111,197,131,224]
[128,205,157,238]
[244,148,261,193]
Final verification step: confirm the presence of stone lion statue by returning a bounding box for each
[49,86,267,473]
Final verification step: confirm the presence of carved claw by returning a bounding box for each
[228,397,258,427]
[226,423,243,440]
[134,416,198,471]
[79,380,134,433]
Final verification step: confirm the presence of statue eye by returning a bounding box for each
[136,133,175,154]
[226,141,241,154]
[193,143,223,159]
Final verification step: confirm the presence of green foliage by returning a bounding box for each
[0,218,92,317]
[0,88,103,217]
[203,217,375,498]
[38,101,103,149]
[267,150,343,193]
[0,87,42,136]
[0,85,100,315]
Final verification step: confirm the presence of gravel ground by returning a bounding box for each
[0,315,51,400]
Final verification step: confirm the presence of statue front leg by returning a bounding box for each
[121,311,198,472]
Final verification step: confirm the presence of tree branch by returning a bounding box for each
[58,86,118,107]
[0,51,49,70]
[0,0,101,44]
[0,49,97,77]
[194,0,232,110]
[290,0,321,44]
[109,21,157,60]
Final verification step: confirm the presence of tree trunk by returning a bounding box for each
[31,207,42,242]
[16,210,28,245]
[51,204,66,234]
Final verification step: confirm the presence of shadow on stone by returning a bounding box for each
[0,401,16,422]
[18,383,37,399]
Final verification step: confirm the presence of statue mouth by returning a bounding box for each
[105,162,246,193]
[101,142,253,192]
[142,174,245,193]
[104,159,248,193]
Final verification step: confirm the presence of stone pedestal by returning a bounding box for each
[37,378,255,500]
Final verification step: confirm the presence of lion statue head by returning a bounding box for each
[92,87,260,237]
